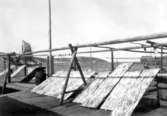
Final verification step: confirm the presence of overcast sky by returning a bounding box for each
[0,0,167,55]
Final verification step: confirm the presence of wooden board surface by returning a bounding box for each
[0,90,167,116]
[50,103,111,116]
[75,63,132,108]
[74,71,110,104]
[74,78,105,104]
[32,71,94,100]
[101,71,141,110]
[102,68,159,116]
[11,65,25,78]
[7,83,35,91]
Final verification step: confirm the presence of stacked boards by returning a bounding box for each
[73,63,159,116]
[32,71,96,100]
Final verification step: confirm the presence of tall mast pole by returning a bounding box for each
[48,0,53,76]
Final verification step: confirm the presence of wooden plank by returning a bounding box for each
[101,71,141,110]
[102,68,159,116]
[11,65,26,78]
[73,72,109,104]
[32,71,94,100]
[21,66,40,82]
[77,63,132,108]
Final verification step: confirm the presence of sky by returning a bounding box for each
[0,0,167,59]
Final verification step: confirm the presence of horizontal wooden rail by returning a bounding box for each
[1,33,167,57]
[19,33,167,55]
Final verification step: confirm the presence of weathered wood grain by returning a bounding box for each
[103,68,159,116]
[73,71,110,104]
[32,71,94,100]
[76,63,132,108]
[101,71,142,110]
[74,78,104,104]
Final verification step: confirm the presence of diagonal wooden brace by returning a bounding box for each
[60,44,87,105]
[60,51,77,104]
[69,44,87,85]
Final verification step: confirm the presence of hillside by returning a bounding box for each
[53,57,111,72]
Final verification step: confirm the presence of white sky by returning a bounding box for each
[1,0,167,59]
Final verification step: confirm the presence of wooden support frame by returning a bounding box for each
[60,44,87,105]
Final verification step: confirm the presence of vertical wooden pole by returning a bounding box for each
[48,0,53,76]
[47,56,50,76]
[110,49,114,71]
[160,46,163,73]
[24,56,27,76]
[156,46,163,107]
[7,55,11,83]
[1,73,8,94]
[51,56,54,74]
[3,58,6,70]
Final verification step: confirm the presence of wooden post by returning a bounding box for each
[110,49,114,71]
[156,46,163,107]
[48,0,53,76]
[3,58,6,70]
[7,55,11,83]
[1,73,8,94]
[160,46,163,73]
[24,56,27,76]
[47,56,54,76]
[47,56,50,76]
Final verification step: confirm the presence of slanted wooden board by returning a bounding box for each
[101,71,142,110]
[0,65,15,77]
[11,65,26,78]
[32,71,94,100]
[102,68,159,116]
[73,72,109,104]
[75,63,132,108]
[21,66,40,82]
